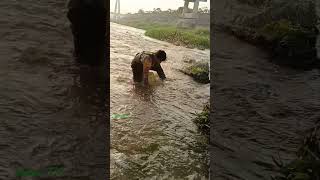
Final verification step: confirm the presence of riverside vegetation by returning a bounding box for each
[120,22,210,50]
[193,103,210,135]
[180,62,210,84]
[113,7,210,50]
[218,0,319,69]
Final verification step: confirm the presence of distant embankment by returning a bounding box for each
[112,13,210,50]
[112,12,210,29]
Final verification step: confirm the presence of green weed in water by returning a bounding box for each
[111,113,130,120]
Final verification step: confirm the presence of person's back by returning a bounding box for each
[131,50,167,85]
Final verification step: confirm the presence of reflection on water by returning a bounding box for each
[110,23,210,179]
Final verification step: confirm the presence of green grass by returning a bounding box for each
[193,103,210,135]
[118,22,210,50]
[258,19,308,42]
[181,62,210,83]
[256,19,318,68]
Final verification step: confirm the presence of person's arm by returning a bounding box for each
[152,63,166,80]
[143,57,152,85]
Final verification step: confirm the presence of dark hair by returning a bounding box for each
[155,50,167,62]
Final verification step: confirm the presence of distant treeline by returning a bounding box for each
[111,7,210,15]
[133,7,210,15]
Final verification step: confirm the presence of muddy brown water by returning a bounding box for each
[0,1,108,179]
[3,0,318,179]
[211,31,320,180]
[110,23,210,179]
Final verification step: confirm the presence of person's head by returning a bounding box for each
[155,50,167,62]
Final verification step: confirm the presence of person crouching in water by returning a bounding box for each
[131,50,167,85]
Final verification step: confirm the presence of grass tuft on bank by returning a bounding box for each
[180,62,210,83]
[118,22,210,50]
[224,18,319,69]
[193,103,210,135]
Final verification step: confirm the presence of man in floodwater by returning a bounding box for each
[131,50,167,85]
[67,0,107,66]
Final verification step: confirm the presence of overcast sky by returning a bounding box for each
[110,0,210,14]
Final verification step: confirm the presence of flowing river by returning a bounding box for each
[110,23,210,179]
[4,0,317,179]
[0,1,108,179]
[211,30,320,180]
[0,1,209,178]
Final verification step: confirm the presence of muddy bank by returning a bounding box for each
[211,31,320,179]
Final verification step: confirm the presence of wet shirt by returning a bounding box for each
[132,52,166,83]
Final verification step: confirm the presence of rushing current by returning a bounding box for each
[3,0,318,179]
[211,31,320,180]
[110,23,210,179]
[0,1,108,179]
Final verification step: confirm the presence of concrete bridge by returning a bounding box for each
[178,0,208,28]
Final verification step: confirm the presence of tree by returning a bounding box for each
[138,9,145,14]
[197,7,210,14]
[202,7,209,14]
[177,7,184,14]
[153,8,162,13]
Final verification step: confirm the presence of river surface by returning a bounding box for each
[2,0,318,179]
[0,1,108,179]
[211,31,320,180]
[110,23,210,179]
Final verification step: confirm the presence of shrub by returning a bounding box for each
[193,103,210,135]
[180,62,210,83]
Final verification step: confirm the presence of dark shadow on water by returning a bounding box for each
[52,64,109,180]
[72,65,108,111]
